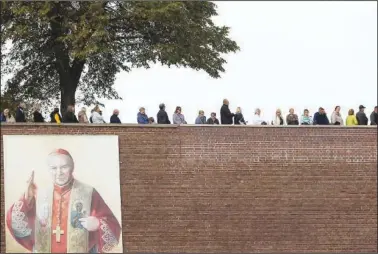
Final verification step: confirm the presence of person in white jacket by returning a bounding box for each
[251,108,267,125]
[91,105,105,124]
[331,106,344,125]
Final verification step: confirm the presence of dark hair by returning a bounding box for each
[211,112,216,117]
[304,109,309,113]
[348,109,354,115]
[334,106,340,111]
[319,107,324,111]
[159,103,165,110]
[175,106,181,113]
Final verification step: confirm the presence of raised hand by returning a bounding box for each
[25,170,36,203]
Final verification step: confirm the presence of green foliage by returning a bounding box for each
[0,91,37,121]
[1,1,239,111]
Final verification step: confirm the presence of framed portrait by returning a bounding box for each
[3,135,123,253]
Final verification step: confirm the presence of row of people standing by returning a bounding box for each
[141,101,377,126]
[219,100,377,126]
[269,106,371,126]
[155,104,220,125]
[2,101,377,126]
[156,104,222,124]
[269,105,375,126]
[0,103,117,124]
[134,104,220,125]
[49,105,121,124]
[0,103,53,123]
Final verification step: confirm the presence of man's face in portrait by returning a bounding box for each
[48,154,74,186]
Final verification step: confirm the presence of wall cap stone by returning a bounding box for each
[0,123,377,129]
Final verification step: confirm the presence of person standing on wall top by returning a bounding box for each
[356,105,368,125]
[331,106,344,125]
[148,117,156,124]
[195,110,207,124]
[1,109,16,123]
[300,109,313,125]
[220,99,234,125]
[234,107,247,125]
[63,105,79,123]
[370,106,378,125]
[251,108,267,125]
[91,105,105,124]
[89,109,94,123]
[78,107,89,123]
[110,109,121,124]
[33,104,44,122]
[137,107,148,124]
[206,112,220,124]
[346,109,358,126]
[157,103,171,124]
[50,107,62,123]
[286,108,299,125]
[99,110,106,123]
[313,107,329,125]
[15,102,26,122]
[173,106,187,124]
[272,109,284,126]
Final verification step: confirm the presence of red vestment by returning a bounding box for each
[6,179,121,253]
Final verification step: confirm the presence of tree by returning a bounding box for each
[0,91,36,122]
[1,1,239,113]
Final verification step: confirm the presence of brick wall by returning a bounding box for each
[1,124,377,253]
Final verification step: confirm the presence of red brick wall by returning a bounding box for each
[1,124,377,253]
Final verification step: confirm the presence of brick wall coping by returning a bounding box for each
[0,123,377,129]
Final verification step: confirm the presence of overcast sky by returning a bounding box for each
[95,1,377,124]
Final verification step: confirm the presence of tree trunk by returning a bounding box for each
[50,3,84,116]
[60,84,77,115]
[59,59,85,115]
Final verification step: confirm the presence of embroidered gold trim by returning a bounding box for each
[11,201,32,238]
[67,180,93,253]
[100,219,119,252]
[34,187,53,253]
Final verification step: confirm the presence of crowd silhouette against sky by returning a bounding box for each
[1,100,377,126]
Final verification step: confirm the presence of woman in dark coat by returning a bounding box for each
[234,107,247,125]
[33,105,44,122]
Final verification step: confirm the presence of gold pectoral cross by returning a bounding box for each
[53,225,64,243]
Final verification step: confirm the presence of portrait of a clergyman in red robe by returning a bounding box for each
[6,148,122,253]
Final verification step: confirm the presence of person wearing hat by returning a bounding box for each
[370,106,378,125]
[356,105,368,125]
